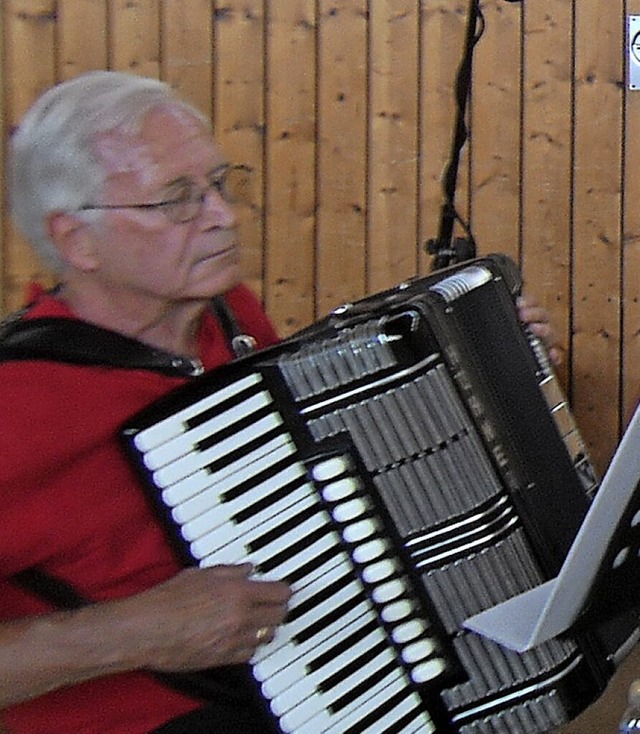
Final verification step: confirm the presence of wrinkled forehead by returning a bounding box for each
[91,104,218,182]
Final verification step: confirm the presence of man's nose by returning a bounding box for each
[200,187,237,228]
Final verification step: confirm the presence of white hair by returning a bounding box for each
[9,70,209,272]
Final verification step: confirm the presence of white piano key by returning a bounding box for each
[200,516,344,577]
[276,630,393,729]
[153,412,283,487]
[143,390,273,470]
[400,717,435,734]
[252,557,357,667]
[260,596,374,697]
[312,669,407,734]
[283,544,348,596]
[174,457,304,525]
[318,672,407,734]
[179,465,308,540]
[249,517,344,585]
[162,434,295,507]
[294,665,409,734]
[254,592,375,683]
[187,484,314,557]
[133,373,262,451]
[356,691,434,734]
[189,493,323,560]
[273,644,397,723]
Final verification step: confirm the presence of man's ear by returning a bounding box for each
[46,211,99,271]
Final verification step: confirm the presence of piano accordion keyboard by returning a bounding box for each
[133,374,450,734]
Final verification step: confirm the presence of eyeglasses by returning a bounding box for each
[76,164,252,224]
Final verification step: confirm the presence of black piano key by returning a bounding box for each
[184,381,263,431]
[195,401,275,448]
[293,586,368,645]
[233,472,308,523]
[249,502,321,551]
[288,569,357,622]
[202,424,287,476]
[342,686,423,734]
[256,524,334,574]
[321,638,388,695]
[286,544,344,586]
[308,618,379,674]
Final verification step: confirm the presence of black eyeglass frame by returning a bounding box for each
[75,163,252,224]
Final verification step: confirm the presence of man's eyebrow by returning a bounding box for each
[160,165,231,192]
[208,163,231,176]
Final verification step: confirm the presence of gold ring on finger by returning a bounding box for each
[256,626,270,644]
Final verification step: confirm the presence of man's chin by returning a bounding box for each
[192,265,243,300]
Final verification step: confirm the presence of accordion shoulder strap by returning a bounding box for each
[0,295,254,373]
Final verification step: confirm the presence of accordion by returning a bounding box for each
[121,254,637,734]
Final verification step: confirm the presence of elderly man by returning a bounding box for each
[0,71,556,733]
[0,71,291,734]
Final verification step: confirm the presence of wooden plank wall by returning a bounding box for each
[1,0,639,478]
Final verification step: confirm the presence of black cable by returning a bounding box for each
[426,0,485,270]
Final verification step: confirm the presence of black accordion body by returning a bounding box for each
[122,254,636,734]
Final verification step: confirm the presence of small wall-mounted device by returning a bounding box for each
[629,15,640,90]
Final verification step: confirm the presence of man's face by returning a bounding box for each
[85,106,242,305]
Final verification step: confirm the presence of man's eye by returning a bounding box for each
[206,171,226,191]
[164,182,195,204]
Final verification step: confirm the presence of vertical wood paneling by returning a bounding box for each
[315,0,367,317]
[4,0,58,310]
[368,1,420,293]
[212,1,266,298]
[108,0,160,78]
[471,0,522,264]
[0,0,637,474]
[160,0,213,117]
[520,1,574,384]
[57,0,108,79]
[572,1,625,472]
[263,1,317,334]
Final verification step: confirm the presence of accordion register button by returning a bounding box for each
[381,599,412,623]
[352,539,386,564]
[332,498,368,523]
[410,657,447,684]
[342,519,376,543]
[321,477,359,502]
[362,559,397,584]
[392,619,426,644]
[401,638,435,664]
[312,456,350,482]
[372,578,405,604]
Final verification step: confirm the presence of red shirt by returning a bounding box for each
[0,285,279,734]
